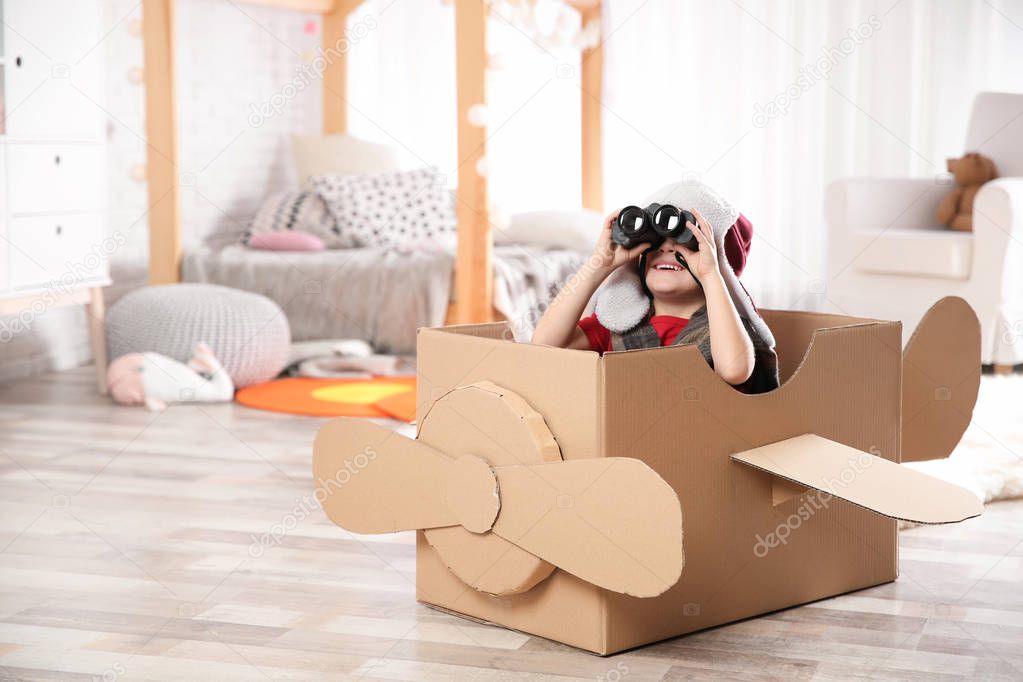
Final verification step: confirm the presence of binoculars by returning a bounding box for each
[612,203,699,250]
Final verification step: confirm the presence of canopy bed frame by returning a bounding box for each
[142,0,605,324]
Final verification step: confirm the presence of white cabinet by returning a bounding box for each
[8,212,106,289]
[2,0,104,138]
[1,0,109,292]
[7,143,106,214]
[1,0,110,391]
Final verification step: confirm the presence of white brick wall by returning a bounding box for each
[105,0,149,268]
[175,0,321,247]
[0,0,323,382]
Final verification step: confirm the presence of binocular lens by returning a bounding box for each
[653,205,697,237]
[653,206,681,234]
[611,203,700,251]
[618,206,647,235]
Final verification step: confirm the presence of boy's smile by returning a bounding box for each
[645,247,691,278]
[650,259,685,272]
[642,243,703,301]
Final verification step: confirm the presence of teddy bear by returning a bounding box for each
[936,152,998,232]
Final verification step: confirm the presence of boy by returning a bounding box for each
[531,180,779,394]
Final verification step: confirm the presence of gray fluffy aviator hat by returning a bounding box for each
[592,179,775,349]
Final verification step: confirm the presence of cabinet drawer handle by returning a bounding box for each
[15,56,23,68]
[54,155,62,166]
[55,225,62,236]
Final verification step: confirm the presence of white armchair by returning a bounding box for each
[826,92,1023,368]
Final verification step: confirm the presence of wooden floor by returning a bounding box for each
[0,368,1021,681]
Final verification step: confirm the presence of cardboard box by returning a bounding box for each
[313,297,982,655]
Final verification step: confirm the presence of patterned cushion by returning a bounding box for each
[106,284,291,388]
[243,190,342,247]
[310,168,456,248]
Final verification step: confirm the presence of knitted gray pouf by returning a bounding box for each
[106,284,291,388]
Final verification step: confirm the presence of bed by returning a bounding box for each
[183,244,585,353]
[142,0,605,329]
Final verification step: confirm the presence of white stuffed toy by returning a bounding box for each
[107,342,235,411]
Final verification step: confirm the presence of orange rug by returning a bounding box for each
[235,376,416,420]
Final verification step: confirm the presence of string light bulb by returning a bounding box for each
[467,103,489,128]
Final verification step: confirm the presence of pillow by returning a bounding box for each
[247,231,326,252]
[243,190,345,247]
[494,209,603,252]
[311,168,456,248]
[291,134,402,187]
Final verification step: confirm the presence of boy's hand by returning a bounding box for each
[677,208,721,281]
[592,208,648,275]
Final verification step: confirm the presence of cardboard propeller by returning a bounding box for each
[313,298,984,607]
[313,417,685,598]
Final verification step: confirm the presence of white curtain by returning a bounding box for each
[345,0,1023,308]
[346,1,457,175]
[601,0,1023,308]
[346,0,582,213]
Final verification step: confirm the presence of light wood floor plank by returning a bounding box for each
[1,366,1021,680]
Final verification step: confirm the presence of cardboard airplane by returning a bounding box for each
[313,296,984,654]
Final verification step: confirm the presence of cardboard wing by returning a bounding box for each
[901,296,981,463]
[731,434,983,524]
[313,417,685,598]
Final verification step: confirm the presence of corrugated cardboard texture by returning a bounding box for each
[491,458,684,597]
[313,419,457,533]
[416,532,607,651]
[901,297,981,462]
[415,325,608,650]
[598,318,903,653]
[317,391,685,597]
[732,434,982,523]
[759,309,883,382]
[416,326,601,460]
[418,382,562,595]
[414,314,903,654]
[446,454,500,533]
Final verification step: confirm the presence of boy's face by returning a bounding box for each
[643,241,702,298]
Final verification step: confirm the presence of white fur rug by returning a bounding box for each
[904,373,1023,511]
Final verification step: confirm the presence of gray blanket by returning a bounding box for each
[183,245,584,353]
[492,245,587,341]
